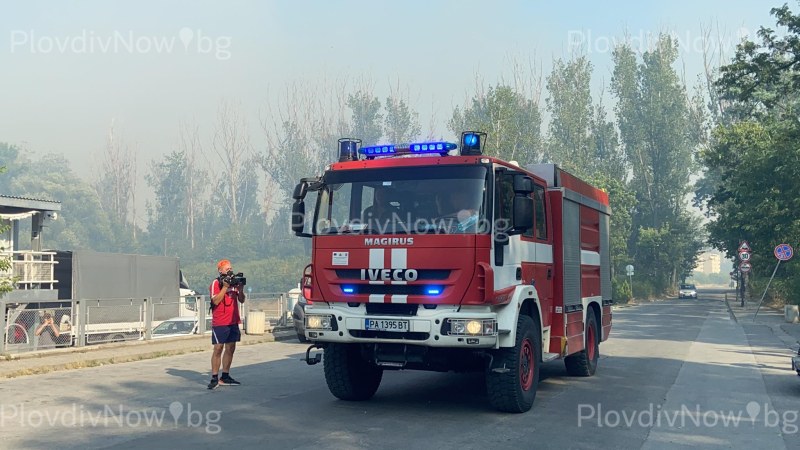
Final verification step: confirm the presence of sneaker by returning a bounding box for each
[219,375,241,386]
[207,378,219,390]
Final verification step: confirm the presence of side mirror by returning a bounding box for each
[511,195,533,234]
[291,201,309,236]
[513,174,534,194]
[293,182,308,200]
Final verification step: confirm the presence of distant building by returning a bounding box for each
[695,251,722,274]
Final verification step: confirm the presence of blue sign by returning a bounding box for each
[775,244,794,261]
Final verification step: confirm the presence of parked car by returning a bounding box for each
[150,317,212,339]
[292,294,310,343]
[678,283,698,299]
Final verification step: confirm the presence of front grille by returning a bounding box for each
[350,330,429,340]
[365,303,418,316]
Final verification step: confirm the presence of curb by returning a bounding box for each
[0,331,301,379]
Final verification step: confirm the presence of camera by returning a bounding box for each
[220,270,246,286]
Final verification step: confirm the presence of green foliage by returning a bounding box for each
[384,95,421,144]
[448,84,542,162]
[612,276,632,304]
[347,91,383,146]
[611,34,705,294]
[0,165,12,297]
[703,4,800,304]
[545,56,594,172]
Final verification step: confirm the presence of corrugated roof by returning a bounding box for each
[0,194,61,204]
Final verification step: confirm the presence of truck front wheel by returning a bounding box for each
[486,315,541,413]
[565,307,599,376]
[323,343,383,401]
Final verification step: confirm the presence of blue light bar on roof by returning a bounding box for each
[359,141,457,158]
[360,145,396,156]
[409,142,457,153]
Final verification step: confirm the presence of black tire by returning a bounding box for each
[486,315,541,413]
[565,308,599,377]
[323,343,383,401]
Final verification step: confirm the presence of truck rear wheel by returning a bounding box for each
[323,343,383,401]
[565,307,599,376]
[486,315,541,413]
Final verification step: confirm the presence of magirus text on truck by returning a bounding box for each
[292,132,613,413]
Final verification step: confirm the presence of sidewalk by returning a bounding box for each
[642,304,796,449]
[0,327,298,379]
[725,297,800,352]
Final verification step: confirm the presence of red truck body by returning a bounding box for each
[295,140,612,412]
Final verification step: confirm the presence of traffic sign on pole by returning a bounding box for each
[774,244,793,261]
[740,262,752,273]
[739,251,751,261]
[738,241,751,253]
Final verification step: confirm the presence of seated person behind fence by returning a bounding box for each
[362,187,400,229]
[35,312,61,349]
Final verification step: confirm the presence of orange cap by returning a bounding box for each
[217,259,231,272]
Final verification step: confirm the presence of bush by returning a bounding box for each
[612,277,632,304]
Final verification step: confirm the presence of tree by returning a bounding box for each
[384,83,421,144]
[449,83,542,162]
[702,4,800,303]
[347,87,383,145]
[545,56,594,173]
[0,165,12,297]
[611,35,705,292]
[211,100,256,225]
[146,150,189,256]
[94,121,139,249]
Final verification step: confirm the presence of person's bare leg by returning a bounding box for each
[222,342,236,373]
[211,344,224,376]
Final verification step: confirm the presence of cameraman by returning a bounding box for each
[208,259,245,390]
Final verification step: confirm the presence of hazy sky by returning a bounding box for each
[0,0,775,214]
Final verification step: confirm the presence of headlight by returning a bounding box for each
[466,320,482,335]
[447,319,497,336]
[306,315,332,330]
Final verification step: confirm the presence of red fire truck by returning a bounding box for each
[292,132,612,412]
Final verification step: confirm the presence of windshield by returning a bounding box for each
[680,284,696,290]
[314,165,488,235]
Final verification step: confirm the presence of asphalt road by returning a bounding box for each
[2,290,800,450]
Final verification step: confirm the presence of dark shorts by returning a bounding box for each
[211,325,241,345]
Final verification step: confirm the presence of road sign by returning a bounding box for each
[625,264,634,276]
[739,251,751,261]
[775,243,794,261]
[738,241,751,253]
[740,262,752,273]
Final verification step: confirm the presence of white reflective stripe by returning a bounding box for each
[391,248,407,268]
[581,250,601,266]
[369,249,385,284]
[390,248,407,285]
[369,249,384,268]
[390,295,408,304]
[369,294,384,303]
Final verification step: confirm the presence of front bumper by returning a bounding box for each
[304,303,499,348]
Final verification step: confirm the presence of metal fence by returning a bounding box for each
[1,292,295,355]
